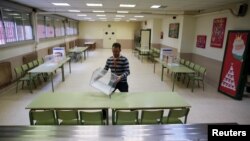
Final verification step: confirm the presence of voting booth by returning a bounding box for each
[160,48,173,61]
[53,47,66,58]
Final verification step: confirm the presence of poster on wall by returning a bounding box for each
[210,17,227,48]
[196,35,207,48]
[218,30,250,100]
[168,23,179,38]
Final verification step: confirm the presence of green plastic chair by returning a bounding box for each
[140,110,163,124]
[30,110,58,125]
[184,60,190,67]
[37,58,44,65]
[14,66,37,93]
[179,59,185,65]
[33,60,39,67]
[162,108,190,124]
[79,111,105,125]
[56,110,79,125]
[28,62,35,70]
[188,62,195,69]
[187,66,206,92]
[115,110,139,125]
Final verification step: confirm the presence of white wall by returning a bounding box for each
[180,15,196,53]
[79,21,141,40]
[152,19,162,44]
[0,43,35,60]
[0,36,77,61]
[141,19,162,44]
[193,1,250,61]
[161,16,184,52]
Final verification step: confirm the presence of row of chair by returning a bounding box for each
[14,58,46,93]
[114,108,189,125]
[179,58,207,92]
[148,47,160,61]
[29,108,190,125]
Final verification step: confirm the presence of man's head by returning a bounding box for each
[112,42,121,58]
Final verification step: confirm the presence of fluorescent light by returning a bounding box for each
[86,3,103,7]
[96,15,106,17]
[119,4,136,7]
[114,18,121,20]
[93,10,105,13]
[68,10,80,12]
[52,3,70,6]
[134,15,144,18]
[8,13,19,16]
[84,17,92,20]
[116,15,125,17]
[89,20,95,21]
[117,11,129,13]
[129,18,136,20]
[151,5,161,8]
[77,14,87,16]
[99,18,107,20]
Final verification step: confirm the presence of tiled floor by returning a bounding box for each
[0,49,250,125]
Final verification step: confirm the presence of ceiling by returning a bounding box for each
[11,0,246,21]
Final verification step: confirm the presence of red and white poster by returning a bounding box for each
[218,31,249,99]
[210,17,227,48]
[196,35,206,48]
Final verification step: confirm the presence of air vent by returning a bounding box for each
[159,5,167,8]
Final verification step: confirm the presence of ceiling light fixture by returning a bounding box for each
[93,10,105,13]
[68,10,80,12]
[96,15,106,17]
[151,5,161,8]
[86,3,103,7]
[117,11,129,13]
[134,15,144,18]
[77,14,87,16]
[52,3,70,6]
[120,4,136,7]
[129,18,137,20]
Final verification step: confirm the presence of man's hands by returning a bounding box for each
[116,76,122,83]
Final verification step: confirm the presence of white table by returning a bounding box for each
[28,57,71,93]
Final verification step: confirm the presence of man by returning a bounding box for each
[104,42,130,92]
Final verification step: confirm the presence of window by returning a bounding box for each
[0,7,33,46]
[0,11,5,45]
[15,16,25,41]
[37,15,45,39]
[55,18,65,37]
[66,21,78,35]
[45,17,54,38]
[2,11,17,43]
[23,13,33,40]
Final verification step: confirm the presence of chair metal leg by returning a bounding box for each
[16,81,19,93]
[202,81,205,91]
[187,79,190,88]
[192,79,195,92]
[22,81,24,89]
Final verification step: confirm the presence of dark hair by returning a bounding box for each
[112,42,121,49]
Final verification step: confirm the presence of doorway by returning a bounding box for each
[103,28,117,48]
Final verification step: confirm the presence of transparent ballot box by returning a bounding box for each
[90,68,118,95]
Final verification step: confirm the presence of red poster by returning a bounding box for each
[210,17,227,48]
[196,35,206,48]
[218,31,249,98]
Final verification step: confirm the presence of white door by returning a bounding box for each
[103,28,117,48]
[140,29,151,49]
